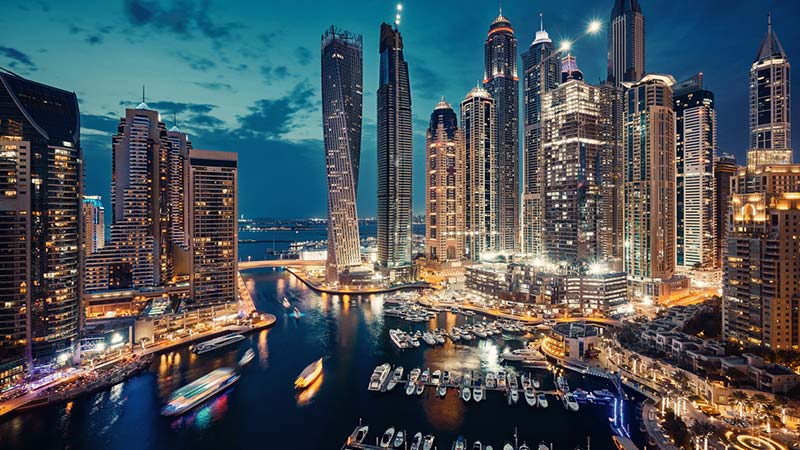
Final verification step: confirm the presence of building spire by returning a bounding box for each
[539,12,543,32]
[136,84,150,110]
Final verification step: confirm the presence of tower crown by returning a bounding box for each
[755,14,787,62]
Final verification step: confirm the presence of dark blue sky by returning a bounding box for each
[3,0,797,218]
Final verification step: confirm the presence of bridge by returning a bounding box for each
[238,259,325,269]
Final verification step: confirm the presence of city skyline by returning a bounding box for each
[2,0,798,219]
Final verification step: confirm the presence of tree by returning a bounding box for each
[730,390,749,418]
[690,420,718,450]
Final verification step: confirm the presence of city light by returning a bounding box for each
[559,40,572,52]
[587,19,603,34]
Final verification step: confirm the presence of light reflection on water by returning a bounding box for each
[296,372,324,407]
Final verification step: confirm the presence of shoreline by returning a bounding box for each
[284,267,430,295]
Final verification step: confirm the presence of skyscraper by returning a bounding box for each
[521,15,559,256]
[713,154,737,268]
[461,86,497,260]
[623,74,680,302]
[674,74,717,269]
[82,195,105,257]
[540,56,606,264]
[747,16,792,169]
[425,99,464,263]
[377,22,413,269]
[608,0,645,85]
[484,9,519,252]
[322,26,363,282]
[0,72,82,374]
[165,124,192,256]
[598,82,625,269]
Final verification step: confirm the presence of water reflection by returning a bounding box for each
[170,391,231,431]
[257,329,270,368]
[296,372,324,406]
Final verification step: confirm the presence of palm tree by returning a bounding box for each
[647,360,661,383]
[690,420,718,450]
[730,390,749,418]
[629,354,641,375]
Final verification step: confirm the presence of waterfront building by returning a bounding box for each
[425,99,464,263]
[322,26,363,283]
[377,22,413,270]
[461,86,497,260]
[82,195,105,257]
[521,15,559,256]
[540,56,606,264]
[673,74,717,269]
[165,124,192,258]
[484,9,519,252]
[0,72,82,376]
[623,74,685,302]
[185,150,238,306]
[747,16,792,170]
[608,0,645,85]
[713,154,737,268]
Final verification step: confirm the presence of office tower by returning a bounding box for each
[425,99,464,263]
[82,195,105,257]
[185,150,238,306]
[598,82,625,269]
[322,26,363,282]
[521,15,559,256]
[540,56,606,264]
[713,154,737,268]
[377,22,413,268]
[748,16,792,169]
[0,72,82,372]
[461,86,497,260]
[623,74,678,302]
[165,124,191,253]
[674,74,717,269]
[484,9,519,252]
[608,0,645,85]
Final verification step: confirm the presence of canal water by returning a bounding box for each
[0,268,645,450]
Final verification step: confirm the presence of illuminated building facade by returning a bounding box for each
[322,26,363,282]
[82,195,105,257]
[714,154,738,268]
[608,0,645,85]
[461,86,496,260]
[484,9,519,252]
[598,82,625,270]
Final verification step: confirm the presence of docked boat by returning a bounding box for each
[497,370,507,389]
[538,442,550,450]
[161,367,240,416]
[524,387,537,407]
[485,372,497,389]
[238,348,255,367]
[380,427,395,448]
[393,431,405,448]
[293,307,301,319]
[472,442,483,450]
[389,329,410,350]
[190,333,245,355]
[433,330,446,344]
[557,376,569,392]
[461,373,472,402]
[423,434,435,450]
[521,373,531,390]
[437,382,447,397]
[282,297,291,308]
[387,366,404,391]
[422,331,437,346]
[537,392,548,408]
[415,380,425,396]
[431,370,442,386]
[473,377,484,402]
[532,378,540,389]
[501,348,542,362]
[448,330,461,342]
[406,368,421,395]
[503,443,514,450]
[593,389,615,400]
[348,425,369,445]
[563,392,580,411]
[508,374,519,404]
[368,363,391,391]
[410,432,423,450]
[295,358,324,389]
[442,370,451,385]
[473,327,487,339]
[519,443,530,450]
[453,435,466,450]
[462,310,476,317]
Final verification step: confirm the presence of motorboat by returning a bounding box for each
[453,435,466,450]
[295,358,324,389]
[293,307,301,319]
[410,432,423,450]
[238,348,255,367]
[380,427,395,448]
[390,329,410,350]
[461,373,472,402]
[406,368,421,395]
[434,330,446,344]
[415,380,425,396]
[503,443,514,450]
[538,442,550,450]
[473,377,484,402]
[485,372,496,389]
[563,392,579,411]
[368,363,391,391]
[442,370,451,385]
[497,370,507,389]
[519,443,530,450]
[423,434,435,450]
[421,368,430,384]
[387,366,404,391]
[508,374,519,404]
[431,370,441,386]
[190,334,245,355]
[532,378,540,389]
[282,297,291,308]
[524,387,537,407]
[557,376,569,392]
[161,367,239,416]
[349,425,368,445]
[537,392,548,408]
[521,372,531,390]
[437,382,447,397]
[422,331,437,346]
[472,442,483,450]
[393,431,405,448]
[501,348,542,362]
[449,330,461,342]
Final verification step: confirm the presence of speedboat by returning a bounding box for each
[238,348,255,367]
[461,373,472,402]
[393,431,405,448]
[293,307,301,319]
[380,427,395,448]
[563,392,579,411]
[503,443,514,450]
[538,442,550,450]
[437,382,447,397]
[442,370,451,385]
[295,358,324,389]
[508,374,519,404]
[537,392,548,408]
[497,370,507,389]
[473,442,483,450]
[431,370,442,386]
[415,380,425,396]
[423,331,437,346]
[387,366,404,391]
[423,434,435,450]
[485,372,496,389]
[368,363,391,391]
[349,425,368,444]
[410,432,423,450]
[519,443,530,450]
[282,297,291,308]
[453,435,466,450]
[524,387,537,407]
[406,368,421,395]
[434,330,446,344]
[521,372,531,390]
[421,368,430,384]
[557,376,569,392]
[449,329,461,342]
[532,378,540,389]
[473,377,484,402]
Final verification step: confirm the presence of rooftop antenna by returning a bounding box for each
[173,112,177,128]
[142,85,145,104]
[499,0,502,16]
[395,3,402,27]
[540,12,544,31]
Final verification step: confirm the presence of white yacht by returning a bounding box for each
[461,373,472,402]
[485,372,496,389]
[387,366,404,391]
[393,431,405,448]
[537,392,548,408]
[368,363,391,391]
[563,392,580,411]
[521,373,531,390]
[389,329,409,350]
[410,432,423,450]
[532,378,540,389]
[406,368,421,396]
[497,370,507,389]
[473,377,484,402]
[380,427,395,448]
[422,331,437,346]
[524,387,537,407]
[190,334,245,355]
[423,434,435,450]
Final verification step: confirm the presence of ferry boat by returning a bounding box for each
[161,367,239,416]
[295,358,324,389]
[191,334,245,355]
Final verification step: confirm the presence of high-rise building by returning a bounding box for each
[540,56,606,264]
[713,154,737,268]
[608,0,645,85]
[747,16,792,170]
[425,99,464,263]
[674,74,717,269]
[484,9,519,252]
[0,72,82,374]
[521,15,559,256]
[598,82,625,269]
[82,195,105,257]
[377,22,413,269]
[623,74,681,302]
[461,86,497,260]
[185,149,238,306]
[322,26,363,282]
[165,124,192,256]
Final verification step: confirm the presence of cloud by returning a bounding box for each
[175,52,216,71]
[295,46,312,66]
[0,46,36,71]
[192,81,234,92]
[139,100,217,116]
[260,64,291,84]
[236,81,315,139]
[123,0,240,47]
[409,63,445,99]
[258,32,278,47]
[81,113,119,135]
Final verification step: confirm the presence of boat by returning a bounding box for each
[387,366,404,391]
[449,330,461,342]
[501,348,543,362]
[434,330,446,344]
[442,370,451,385]
[282,297,291,308]
[537,392,548,408]
[393,431,405,448]
[453,435,466,450]
[521,373,531,390]
[368,363,391,391]
[415,380,425,396]
[389,329,410,350]
[293,307,301,319]
[462,310,476,316]
[532,378,540,389]
[593,389,615,399]
[190,333,245,355]
[473,442,483,450]
[423,434,435,450]
[461,373,472,402]
[563,392,579,411]
[348,425,369,445]
[497,370,507,389]
[519,444,530,450]
[437,382,447,397]
[161,367,240,416]
[238,348,255,367]
[556,376,569,392]
[503,444,514,450]
[380,427,395,448]
[538,442,550,450]
[422,331,437,346]
[473,377,484,402]
[524,387,537,407]
[295,358,324,389]
[431,370,442,386]
[406,368,421,395]
[410,432,423,450]
[508,374,519,404]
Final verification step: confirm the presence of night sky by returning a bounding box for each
[3,0,798,219]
